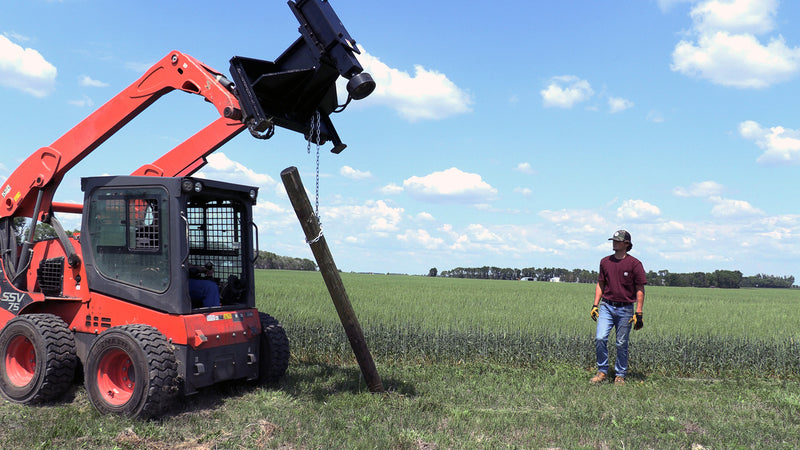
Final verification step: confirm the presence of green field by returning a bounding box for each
[1,270,799,449]
[259,270,800,378]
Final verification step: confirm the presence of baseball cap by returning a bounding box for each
[609,230,632,242]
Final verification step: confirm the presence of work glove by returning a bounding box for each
[629,312,643,330]
[590,305,599,322]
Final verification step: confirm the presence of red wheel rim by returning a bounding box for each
[4,335,36,387]
[95,349,135,406]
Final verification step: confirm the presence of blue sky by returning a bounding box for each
[1,0,799,278]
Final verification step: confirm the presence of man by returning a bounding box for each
[590,230,646,385]
[188,262,221,308]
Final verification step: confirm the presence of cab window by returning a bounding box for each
[87,187,169,292]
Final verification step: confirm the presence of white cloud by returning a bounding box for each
[255,200,289,216]
[672,32,800,88]
[673,180,725,197]
[608,96,634,113]
[397,229,444,249]
[79,75,108,87]
[340,165,372,180]
[402,167,497,204]
[252,201,294,228]
[379,183,404,195]
[252,200,297,234]
[3,32,30,44]
[68,95,94,108]
[324,200,404,233]
[709,196,764,217]
[670,0,800,88]
[0,35,57,97]
[355,46,472,122]
[514,162,536,174]
[465,224,501,243]
[647,110,665,123]
[539,209,607,234]
[690,0,777,35]
[616,199,661,222]
[739,120,800,165]
[513,187,532,197]
[657,220,687,233]
[432,222,567,257]
[439,223,458,238]
[541,75,594,108]
[194,152,276,187]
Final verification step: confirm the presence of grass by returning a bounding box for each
[258,271,800,338]
[1,270,799,448]
[1,362,799,448]
[260,271,800,378]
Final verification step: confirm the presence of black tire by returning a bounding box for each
[257,313,289,383]
[84,324,177,418]
[0,313,77,404]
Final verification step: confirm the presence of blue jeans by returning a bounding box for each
[595,301,634,377]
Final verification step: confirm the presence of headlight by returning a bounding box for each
[181,179,194,192]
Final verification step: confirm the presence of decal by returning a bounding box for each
[206,312,244,322]
[1,291,25,312]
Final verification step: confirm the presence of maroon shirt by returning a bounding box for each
[598,254,647,303]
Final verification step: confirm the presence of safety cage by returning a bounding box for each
[186,196,249,307]
[80,176,258,315]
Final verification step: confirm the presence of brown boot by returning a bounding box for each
[590,372,607,384]
[614,376,626,385]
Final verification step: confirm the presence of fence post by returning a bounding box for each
[280,166,384,393]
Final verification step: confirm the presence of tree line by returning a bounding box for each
[255,251,316,271]
[435,266,795,289]
[740,273,796,288]
[439,266,597,283]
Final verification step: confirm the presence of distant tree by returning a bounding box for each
[428,267,438,277]
[741,274,795,288]
[255,251,316,271]
[690,272,707,288]
[13,218,59,243]
[709,270,742,289]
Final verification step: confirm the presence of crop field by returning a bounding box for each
[2,270,799,449]
[258,270,800,379]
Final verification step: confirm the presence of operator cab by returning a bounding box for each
[80,176,258,315]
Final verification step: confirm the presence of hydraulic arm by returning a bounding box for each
[2,51,243,220]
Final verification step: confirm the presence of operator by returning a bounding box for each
[188,262,221,307]
[589,230,646,385]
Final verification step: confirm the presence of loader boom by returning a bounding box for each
[1,51,245,220]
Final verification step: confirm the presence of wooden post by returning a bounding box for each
[280,166,384,393]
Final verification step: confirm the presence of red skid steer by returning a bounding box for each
[0,0,374,418]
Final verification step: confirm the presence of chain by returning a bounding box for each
[306,112,323,245]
